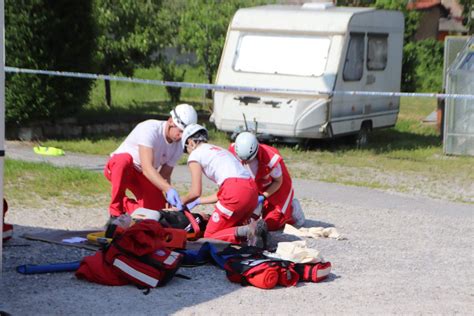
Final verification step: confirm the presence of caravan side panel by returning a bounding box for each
[330,10,404,136]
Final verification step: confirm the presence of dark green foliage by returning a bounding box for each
[94,0,162,76]
[459,0,473,33]
[374,0,444,92]
[179,0,275,87]
[5,0,96,124]
[402,39,444,92]
[94,0,162,106]
[155,1,187,103]
[158,54,186,103]
[374,0,422,42]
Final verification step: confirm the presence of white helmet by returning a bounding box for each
[235,132,259,161]
[170,103,198,130]
[181,123,208,152]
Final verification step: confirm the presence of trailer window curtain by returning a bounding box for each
[233,34,330,77]
[367,33,388,71]
[343,33,364,81]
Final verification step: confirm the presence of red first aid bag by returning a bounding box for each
[109,247,183,288]
[225,258,299,289]
[76,251,129,286]
[77,220,183,288]
[104,220,183,288]
[294,262,332,283]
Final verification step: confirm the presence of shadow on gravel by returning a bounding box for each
[303,219,334,228]
[0,225,239,314]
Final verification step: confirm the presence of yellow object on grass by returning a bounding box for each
[86,231,112,245]
[33,146,65,156]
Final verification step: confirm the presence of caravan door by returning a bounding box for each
[331,31,400,136]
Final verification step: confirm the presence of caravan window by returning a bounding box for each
[233,34,330,77]
[367,33,388,71]
[343,33,364,81]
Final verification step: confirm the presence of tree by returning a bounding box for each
[459,0,473,33]
[374,0,422,42]
[403,39,444,92]
[155,0,188,103]
[374,1,446,92]
[5,0,96,125]
[337,1,423,41]
[159,54,186,104]
[179,0,272,97]
[93,0,162,107]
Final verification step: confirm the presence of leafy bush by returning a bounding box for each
[179,0,275,88]
[402,39,444,92]
[5,0,96,125]
[158,55,186,104]
[93,0,162,107]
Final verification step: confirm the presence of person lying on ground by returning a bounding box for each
[229,132,305,231]
[104,104,198,218]
[106,208,209,240]
[178,124,268,246]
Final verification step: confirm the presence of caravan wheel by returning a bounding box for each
[355,122,371,149]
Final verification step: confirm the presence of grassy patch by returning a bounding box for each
[4,159,110,208]
[42,137,124,156]
[86,66,212,113]
[41,95,472,181]
[33,84,474,203]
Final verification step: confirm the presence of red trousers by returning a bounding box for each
[204,178,258,243]
[262,188,295,231]
[104,153,166,216]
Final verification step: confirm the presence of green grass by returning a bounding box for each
[41,96,471,178]
[4,159,110,208]
[86,65,212,113]
[12,80,474,205]
[42,137,125,156]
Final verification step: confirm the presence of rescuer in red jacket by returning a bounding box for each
[229,132,305,231]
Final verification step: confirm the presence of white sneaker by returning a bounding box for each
[291,198,305,227]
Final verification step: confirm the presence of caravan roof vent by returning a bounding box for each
[302,2,335,10]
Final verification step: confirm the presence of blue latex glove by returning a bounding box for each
[258,195,266,205]
[166,188,183,210]
[186,198,201,211]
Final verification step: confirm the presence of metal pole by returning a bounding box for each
[0,0,5,275]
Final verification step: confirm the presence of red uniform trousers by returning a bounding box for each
[104,153,166,216]
[204,178,258,243]
[262,187,295,231]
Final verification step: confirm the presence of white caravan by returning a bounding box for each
[212,3,405,143]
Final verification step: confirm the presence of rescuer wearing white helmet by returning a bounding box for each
[179,124,267,247]
[104,104,198,218]
[229,132,305,230]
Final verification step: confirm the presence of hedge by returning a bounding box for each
[5,0,96,125]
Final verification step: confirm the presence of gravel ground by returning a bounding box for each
[1,141,473,315]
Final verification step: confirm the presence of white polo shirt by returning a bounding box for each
[112,120,182,170]
[188,143,251,186]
